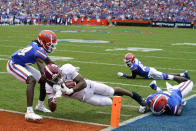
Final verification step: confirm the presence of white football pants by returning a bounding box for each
[148,67,165,79]
[7,59,41,83]
[82,80,115,106]
[167,80,194,98]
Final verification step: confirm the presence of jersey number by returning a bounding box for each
[18,46,33,56]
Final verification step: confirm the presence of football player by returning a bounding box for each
[139,79,194,115]
[117,53,190,83]
[43,63,147,112]
[7,30,57,121]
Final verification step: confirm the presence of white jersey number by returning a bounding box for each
[18,46,33,56]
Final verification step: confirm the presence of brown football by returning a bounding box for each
[49,102,56,112]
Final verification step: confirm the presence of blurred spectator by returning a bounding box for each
[0,0,195,25]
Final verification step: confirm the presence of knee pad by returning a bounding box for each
[26,76,36,84]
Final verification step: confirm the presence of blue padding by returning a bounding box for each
[113,97,196,131]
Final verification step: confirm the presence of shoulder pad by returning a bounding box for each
[60,64,76,75]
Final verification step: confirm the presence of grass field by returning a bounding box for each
[0,25,195,125]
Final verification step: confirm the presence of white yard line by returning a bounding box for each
[0,71,196,93]
[0,108,109,127]
[57,49,196,60]
[96,112,132,117]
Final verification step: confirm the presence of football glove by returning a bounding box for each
[117,72,128,78]
[61,83,74,95]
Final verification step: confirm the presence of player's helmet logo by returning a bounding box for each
[38,30,57,53]
[124,53,135,67]
[44,64,61,83]
[150,94,167,115]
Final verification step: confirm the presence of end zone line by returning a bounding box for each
[101,94,196,131]
[0,108,109,127]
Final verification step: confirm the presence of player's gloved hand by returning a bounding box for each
[53,84,62,98]
[117,72,128,78]
[139,105,150,113]
[117,72,124,77]
[61,83,74,95]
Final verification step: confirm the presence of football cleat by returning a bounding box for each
[149,80,157,90]
[35,105,51,113]
[25,112,42,121]
[183,71,190,80]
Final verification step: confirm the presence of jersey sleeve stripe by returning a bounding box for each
[38,49,47,55]
[35,51,47,59]
[36,50,47,57]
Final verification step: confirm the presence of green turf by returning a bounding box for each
[0,25,196,125]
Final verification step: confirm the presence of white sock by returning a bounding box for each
[38,100,44,106]
[27,107,33,113]
[167,75,174,80]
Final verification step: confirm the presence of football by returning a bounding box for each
[49,101,56,112]
[64,80,76,89]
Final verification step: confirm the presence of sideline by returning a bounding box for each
[0,108,109,127]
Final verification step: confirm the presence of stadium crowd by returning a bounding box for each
[0,0,195,25]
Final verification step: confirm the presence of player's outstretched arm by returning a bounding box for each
[72,74,87,92]
[117,71,137,79]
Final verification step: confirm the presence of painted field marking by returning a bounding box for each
[0,108,109,126]
[105,47,162,52]
[97,112,132,117]
[58,39,112,43]
[1,54,193,72]
[172,43,196,46]
[57,49,196,61]
[1,71,196,93]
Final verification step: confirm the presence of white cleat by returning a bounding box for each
[35,105,51,113]
[25,112,42,121]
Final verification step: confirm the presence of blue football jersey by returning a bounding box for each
[11,42,48,67]
[130,58,150,78]
[147,90,182,115]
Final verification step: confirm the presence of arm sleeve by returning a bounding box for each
[34,49,48,61]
